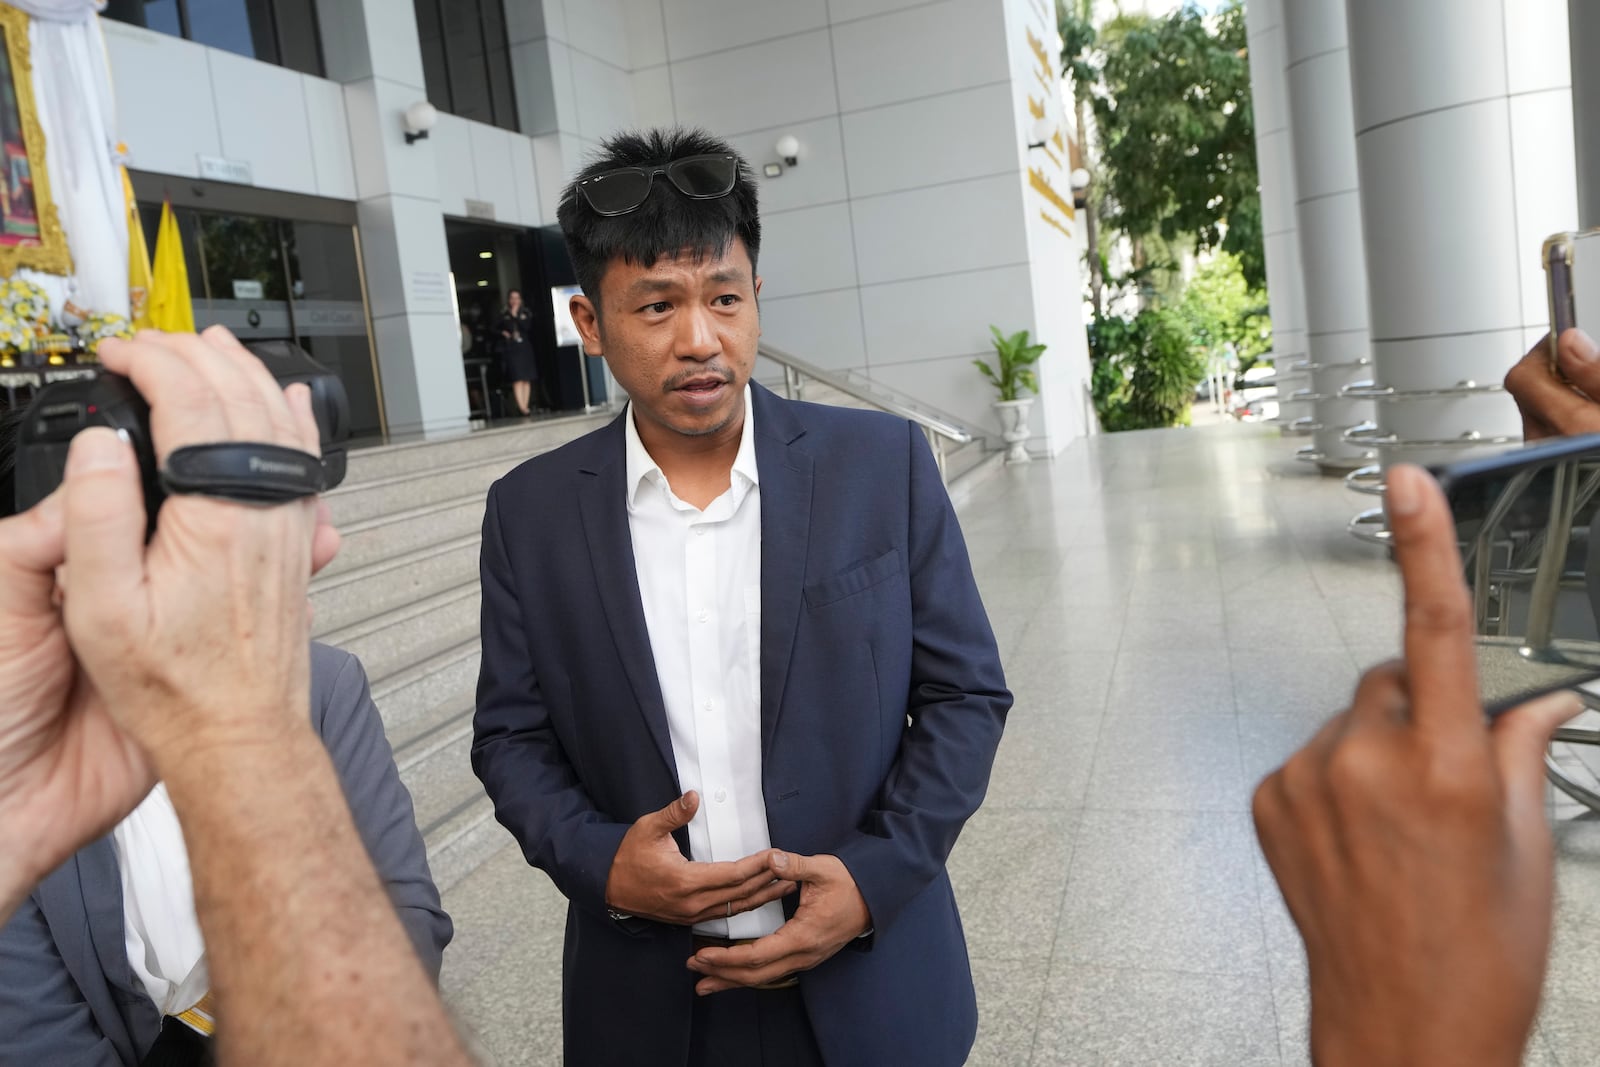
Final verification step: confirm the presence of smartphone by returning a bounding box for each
[1432,433,1600,714]
[1543,230,1600,373]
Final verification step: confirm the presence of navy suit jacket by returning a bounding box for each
[472,383,1010,1067]
[0,644,453,1065]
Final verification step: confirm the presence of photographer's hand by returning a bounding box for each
[0,488,152,924]
[60,328,469,1067]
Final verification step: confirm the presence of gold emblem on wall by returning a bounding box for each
[0,3,72,278]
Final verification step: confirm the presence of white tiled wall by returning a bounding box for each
[759,288,870,371]
[661,0,831,60]
[830,0,1010,112]
[669,29,840,136]
[759,203,859,297]
[850,174,1030,286]
[840,82,1017,198]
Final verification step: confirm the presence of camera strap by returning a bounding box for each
[161,443,326,504]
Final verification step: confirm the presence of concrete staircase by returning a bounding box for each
[313,412,612,893]
[313,391,999,896]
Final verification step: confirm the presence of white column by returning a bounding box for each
[316,0,470,437]
[1568,0,1600,228]
[1245,0,1312,437]
[1344,0,1576,475]
[1280,0,1376,472]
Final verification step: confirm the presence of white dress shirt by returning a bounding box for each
[109,783,211,1016]
[624,388,783,938]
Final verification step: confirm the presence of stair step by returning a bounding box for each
[423,794,508,895]
[395,705,480,834]
[370,638,481,743]
[311,534,481,637]
[321,582,479,688]
[343,412,610,485]
[324,453,520,528]
[321,494,486,580]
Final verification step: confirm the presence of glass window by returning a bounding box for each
[271,0,324,77]
[481,3,517,131]
[196,214,288,303]
[185,0,275,62]
[103,0,323,77]
[142,0,182,35]
[441,3,491,126]
[415,0,450,113]
[412,0,519,132]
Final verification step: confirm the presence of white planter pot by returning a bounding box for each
[993,397,1034,464]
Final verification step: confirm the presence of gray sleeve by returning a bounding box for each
[312,645,455,981]
[0,894,123,1066]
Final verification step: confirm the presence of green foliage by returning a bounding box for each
[1089,1,1264,289]
[1089,307,1206,432]
[1176,251,1272,367]
[974,327,1046,402]
[1056,0,1097,98]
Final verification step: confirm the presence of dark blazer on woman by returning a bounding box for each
[0,643,452,1065]
[497,306,537,383]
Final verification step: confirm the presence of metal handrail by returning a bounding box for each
[758,342,976,481]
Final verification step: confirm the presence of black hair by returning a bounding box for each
[556,127,761,307]
[0,408,19,520]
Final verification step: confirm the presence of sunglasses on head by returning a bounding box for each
[576,154,740,217]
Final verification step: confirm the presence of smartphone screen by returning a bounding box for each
[1437,435,1600,713]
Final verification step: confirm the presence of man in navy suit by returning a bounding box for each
[472,127,1011,1067]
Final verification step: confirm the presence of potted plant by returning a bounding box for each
[974,326,1045,463]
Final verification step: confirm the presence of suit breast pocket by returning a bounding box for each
[803,548,902,609]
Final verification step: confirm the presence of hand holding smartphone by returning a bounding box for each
[1431,434,1600,713]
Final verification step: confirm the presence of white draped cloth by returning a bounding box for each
[109,783,211,1016]
[9,0,127,320]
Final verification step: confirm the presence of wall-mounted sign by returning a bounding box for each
[198,154,254,185]
[231,279,264,300]
[409,270,452,313]
[464,198,496,221]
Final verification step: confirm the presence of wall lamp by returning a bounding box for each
[1070,167,1092,210]
[776,134,801,167]
[1026,117,1052,151]
[403,101,438,145]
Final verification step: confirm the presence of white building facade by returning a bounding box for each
[104,0,1093,451]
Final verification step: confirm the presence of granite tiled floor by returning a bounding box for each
[437,423,1600,1065]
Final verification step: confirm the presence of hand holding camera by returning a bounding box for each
[0,327,344,917]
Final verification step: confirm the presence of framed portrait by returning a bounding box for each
[0,4,70,277]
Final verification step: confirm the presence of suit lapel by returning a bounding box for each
[73,838,141,998]
[575,422,678,782]
[754,386,812,763]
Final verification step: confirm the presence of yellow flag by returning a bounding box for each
[149,199,194,333]
[123,168,153,330]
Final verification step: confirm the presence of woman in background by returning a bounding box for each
[498,289,537,416]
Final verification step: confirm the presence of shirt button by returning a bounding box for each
[697,609,709,623]
[714,789,727,803]
[694,527,708,536]
[703,700,713,712]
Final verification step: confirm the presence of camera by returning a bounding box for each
[12,340,350,526]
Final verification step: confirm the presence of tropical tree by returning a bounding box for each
[1089,1,1263,289]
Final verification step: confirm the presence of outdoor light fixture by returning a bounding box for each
[403,101,438,145]
[1071,167,1092,209]
[479,250,494,259]
[1026,116,1052,150]
[775,134,801,167]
